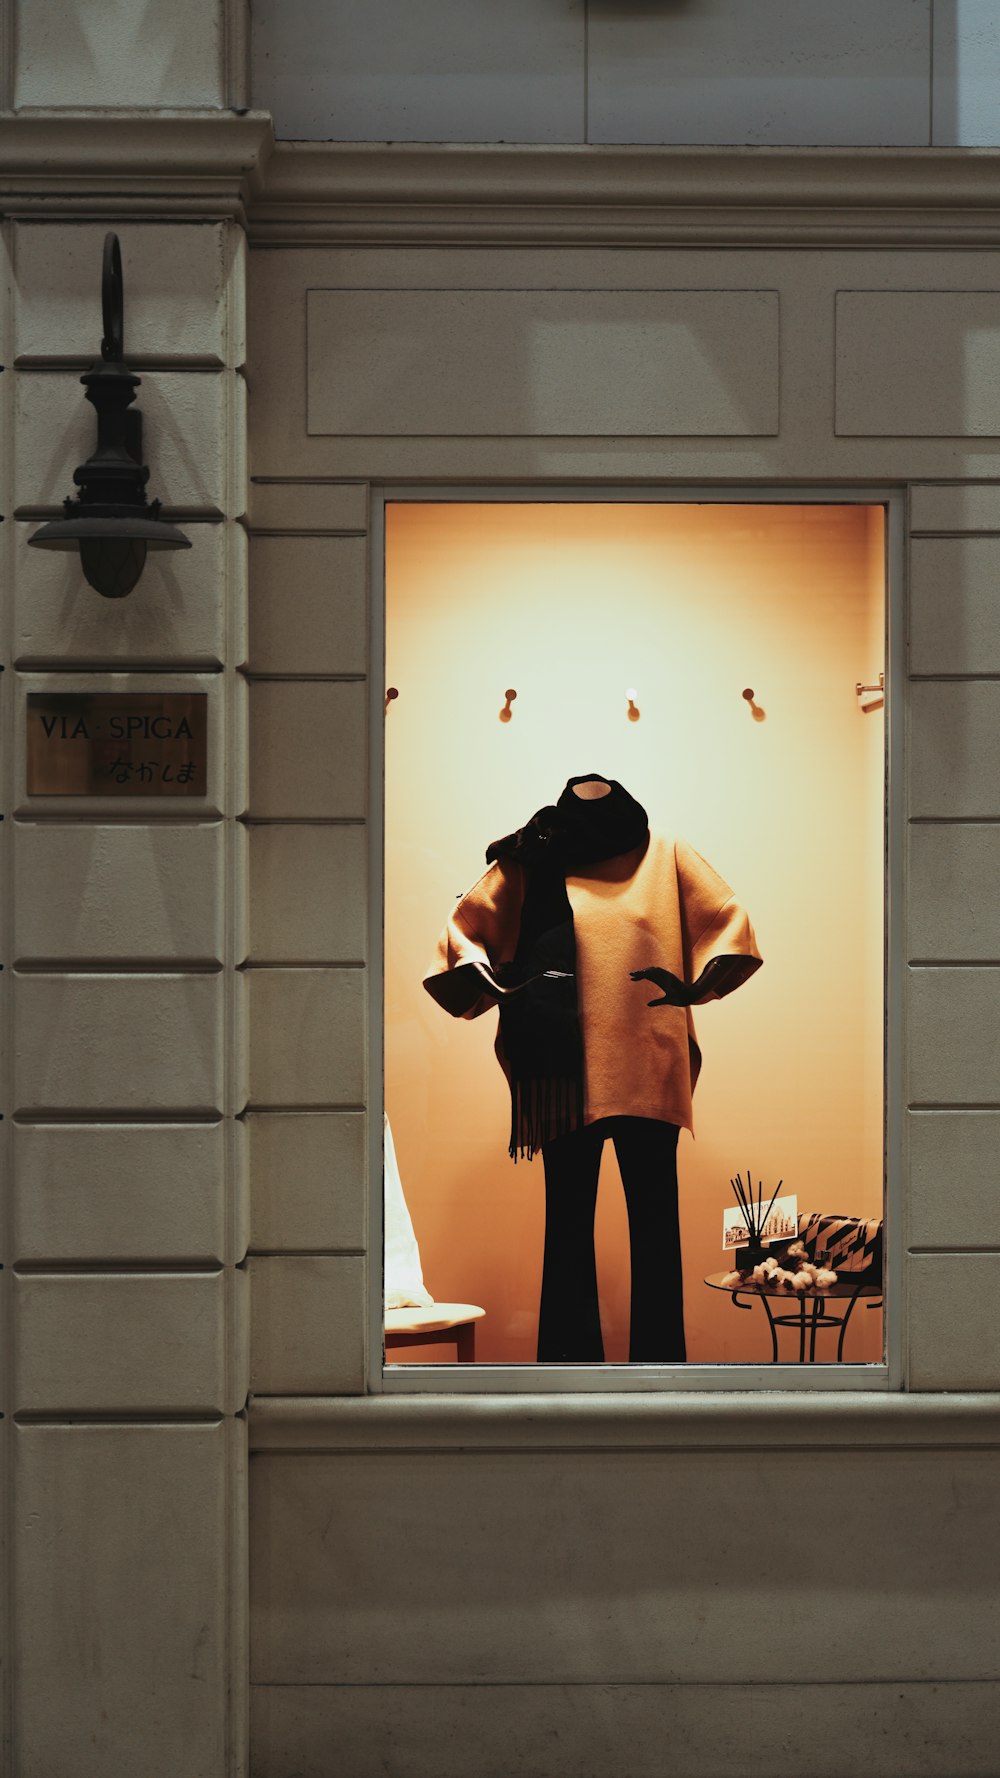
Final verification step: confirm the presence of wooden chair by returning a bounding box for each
[384,1303,485,1363]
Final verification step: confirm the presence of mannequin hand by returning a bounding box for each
[630,966,691,1007]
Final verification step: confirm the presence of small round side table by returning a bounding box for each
[704,1271,883,1363]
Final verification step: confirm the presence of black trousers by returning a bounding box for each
[537,1116,685,1364]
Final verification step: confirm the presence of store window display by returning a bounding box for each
[383,501,886,1369]
[424,774,762,1360]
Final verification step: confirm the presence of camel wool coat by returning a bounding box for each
[423,832,762,1137]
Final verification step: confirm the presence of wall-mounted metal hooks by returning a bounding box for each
[626,687,640,722]
[384,686,399,715]
[855,671,884,713]
[499,688,517,724]
[742,687,765,723]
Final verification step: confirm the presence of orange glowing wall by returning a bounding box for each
[384,502,886,1364]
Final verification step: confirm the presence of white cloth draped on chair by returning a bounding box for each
[383,1113,434,1310]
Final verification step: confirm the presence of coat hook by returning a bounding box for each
[499,688,517,724]
[626,687,640,722]
[742,687,765,722]
[384,686,399,715]
[855,671,884,713]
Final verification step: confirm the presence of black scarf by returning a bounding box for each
[486,774,649,1159]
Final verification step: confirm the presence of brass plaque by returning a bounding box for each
[27,693,208,797]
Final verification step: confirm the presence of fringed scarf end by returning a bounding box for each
[508,1076,584,1162]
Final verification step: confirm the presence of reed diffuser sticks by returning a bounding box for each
[731,1172,784,1246]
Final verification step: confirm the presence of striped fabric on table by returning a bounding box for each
[797,1213,883,1276]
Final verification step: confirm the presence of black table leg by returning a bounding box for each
[808,1297,823,1362]
[837,1288,865,1362]
[758,1292,780,1363]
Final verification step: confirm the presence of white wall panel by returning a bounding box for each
[13,519,230,670]
[908,824,1000,960]
[910,482,1000,532]
[249,480,368,534]
[252,0,584,143]
[910,537,1000,674]
[251,1678,1000,1778]
[249,534,368,675]
[14,0,226,110]
[14,822,225,964]
[909,682,1000,817]
[12,1121,229,1263]
[14,1424,229,1778]
[248,824,366,962]
[13,1272,230,1413]
[837,293,1000,436]
[248,1110,367,1253]
[907,967,1000,1104]
[588,0,931,147]
[13,222,236,366]
[250,1254,366,1392]
[15,369,231,515]
[13,973,225,1114]
[248,968,365,1105]
[307,289,779,438]
[250,1447,1000,1683]
[908,1254,1000,1388]
[249,681,367,818]
[907,1111,1000,1249]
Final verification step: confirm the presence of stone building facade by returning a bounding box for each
[1,3,999,1774]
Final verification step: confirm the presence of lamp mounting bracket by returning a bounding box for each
[101,231,125,363]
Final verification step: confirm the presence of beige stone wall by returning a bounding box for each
[244,221,1000,1776]
[0,4,256,1775]
[244,474,369,1396]
[4,9,1000,1759]
[2,214,250,1778]
[250,1412,1000,1777]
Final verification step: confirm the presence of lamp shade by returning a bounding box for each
[29,511,192,598]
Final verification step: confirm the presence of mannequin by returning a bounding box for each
[424,775,762,1363]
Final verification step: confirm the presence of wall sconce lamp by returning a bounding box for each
[28,232,191,598]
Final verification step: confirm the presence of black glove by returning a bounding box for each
[630,966,692,1008]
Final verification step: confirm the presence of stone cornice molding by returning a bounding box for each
[249,1393,1000,1454]
[0,110,274,221]
[250,141,1000,247]
[4,125,1000,245]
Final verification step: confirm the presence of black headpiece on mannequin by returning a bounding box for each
[487,775,648,876]
[486,776,649,1158]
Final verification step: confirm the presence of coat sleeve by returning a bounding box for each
[675,837,763,1004]
[422,859,526,1019]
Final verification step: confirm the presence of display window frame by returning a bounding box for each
[369,484,905,1395]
